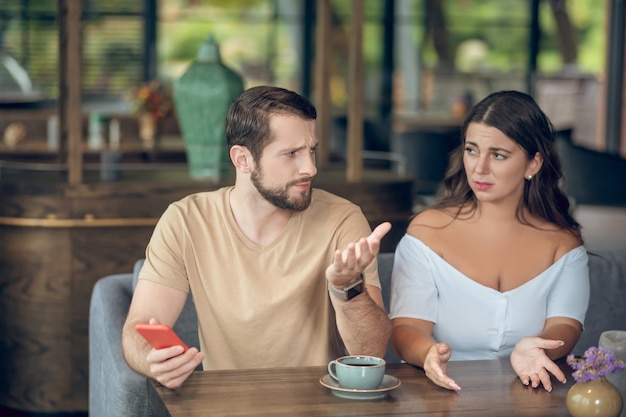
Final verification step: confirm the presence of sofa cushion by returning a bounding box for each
[89,273,150,417]
[132,258,145,290]
[573,249,626,355]
[378,252,402,364]
[89,265,200,417]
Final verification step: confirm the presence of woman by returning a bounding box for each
[389,90,590,393]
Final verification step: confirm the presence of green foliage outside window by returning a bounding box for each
[0,0,610,102]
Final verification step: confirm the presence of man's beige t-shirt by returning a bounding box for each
[139,186,381,370]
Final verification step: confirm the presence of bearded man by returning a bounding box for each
[122,86,392,389]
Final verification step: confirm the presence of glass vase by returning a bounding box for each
[600,330,626,417]
[566,376,623,417]
[173,34,244,182]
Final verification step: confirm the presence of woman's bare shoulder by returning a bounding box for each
[554,228,584,259]
[410,208,455,225]
[407,208,456,237]
[527,217,584,261]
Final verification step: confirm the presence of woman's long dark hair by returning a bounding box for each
[432,90,581,238]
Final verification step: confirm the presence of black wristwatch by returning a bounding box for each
[328,275,365,301]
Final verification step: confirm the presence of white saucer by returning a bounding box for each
[319,374,401,400]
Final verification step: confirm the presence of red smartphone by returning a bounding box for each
[135,323,189,352]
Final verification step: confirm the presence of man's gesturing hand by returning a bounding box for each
[326,222,392,288]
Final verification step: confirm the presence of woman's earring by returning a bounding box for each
[526,175,533,181]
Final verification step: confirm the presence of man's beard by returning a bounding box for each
[250,167,313,212]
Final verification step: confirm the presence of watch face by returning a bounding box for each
[346,286,361,300]
[345,278,364,300]
[328,276,364,301]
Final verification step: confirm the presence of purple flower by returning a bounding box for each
[567,346,626,383]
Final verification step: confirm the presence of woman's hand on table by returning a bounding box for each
[423,342,461,391]
[510,336,567,392]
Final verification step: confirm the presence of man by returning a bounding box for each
[122,85,392,389]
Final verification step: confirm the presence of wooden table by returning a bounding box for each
[148,359,575,416]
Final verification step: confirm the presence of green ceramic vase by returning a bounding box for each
[173,34,244,181]
[566,377,623,417]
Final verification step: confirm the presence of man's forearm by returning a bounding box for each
[121,321,153,377]
[332,290,392,358]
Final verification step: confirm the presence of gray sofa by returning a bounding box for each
[89,250,626,417]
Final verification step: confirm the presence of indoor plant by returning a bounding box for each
[129,80,173,149]
[566,346,626,417]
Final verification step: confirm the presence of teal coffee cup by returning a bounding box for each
[328,355,386,390]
